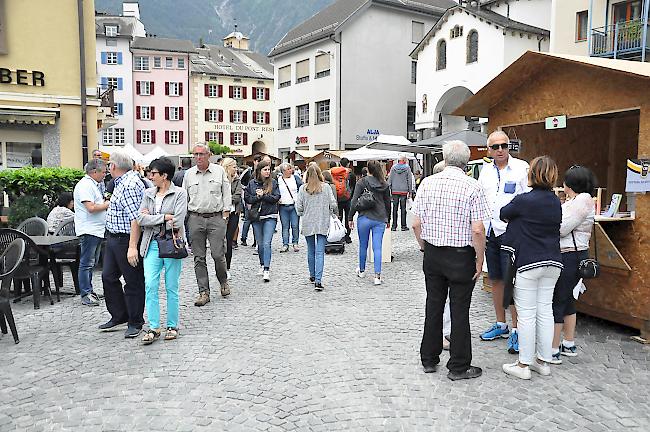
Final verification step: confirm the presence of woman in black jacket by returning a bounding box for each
[244,161,280,282]
[499,156,562,380]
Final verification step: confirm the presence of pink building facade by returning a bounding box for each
[131,37,195,156]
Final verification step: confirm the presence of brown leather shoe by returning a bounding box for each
[220,282,231,297]
[194,291,210,306]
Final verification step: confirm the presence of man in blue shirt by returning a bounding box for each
[99,150,146,338]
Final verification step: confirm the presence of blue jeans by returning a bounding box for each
[78,234,103,298]
[279,204,300,246]
[252,217,277,270]
[143,241,182,329]
[357,215,385,275]
[305,234,327,283]
[241,205,253,243]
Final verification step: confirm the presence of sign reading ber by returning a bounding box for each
[0,68,45,86]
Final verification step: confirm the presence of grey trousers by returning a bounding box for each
[188,213,228,293]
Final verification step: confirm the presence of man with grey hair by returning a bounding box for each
[477,130,529,354]
[183,143,232,306]
[412,140,490,381]
[388,153,414,231]
[99,150,146,338]
[74,159,110,306]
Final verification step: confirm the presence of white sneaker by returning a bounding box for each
[529,361,551,376]
[263,270,270,282]
[374,275,382,285]
[226,270,231,280]
[257,266,264,276]
[355,268,365,278]
[502,362,531,380]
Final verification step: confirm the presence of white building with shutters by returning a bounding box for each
[411,0,551,138]
[95,3,146,149]
[189,39,274,158]
[269,0,454,160]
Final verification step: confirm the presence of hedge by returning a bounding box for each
[0,167,85,207]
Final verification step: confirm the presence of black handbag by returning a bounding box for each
[356,187,377,211]
[502,247,516,309]
[571,225,599,279]
[156,226,188,259]
[248,201,262,222]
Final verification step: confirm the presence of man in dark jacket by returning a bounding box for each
[388,154,414,231]
[172,157,192,187]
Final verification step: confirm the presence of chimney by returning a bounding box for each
[123,2,140,20]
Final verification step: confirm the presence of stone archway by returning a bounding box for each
[434,86,474,134]
[252,140,266,154]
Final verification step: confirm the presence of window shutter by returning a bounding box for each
[279,65,290,83]
[242,111,247,123]
[218,85,223,97]
[204,84,209,96]
[229,110,234,122]
[315,54,330,74]
[179,107,184,120]
[205,109,209,121]
[136,81,140,94]
[179,82,183,96]
[165,107,169,120]
[243,133,248,146]
[101,52,107,64]
[265,88,270,100]
[219,132,223,144]
[229,86,234,98]
[205,132,210,141]
[101,77,108,89]
[136,130,141,143]
[296,60,309,79]
[165,131,169,144]
[117,78,123,90]
[118,104,123,115]
[150,81,155,95]
[117,52,123,64]
[265,112,270,124]
[165,82,169,95]
[230,132,235,145]
[136,106,141,119]
[150,106,155,120]
[218,110,223,122]
[179,131,184,144]
[151,130,156,144]
[242,87,247,99]
[252,87,257,99]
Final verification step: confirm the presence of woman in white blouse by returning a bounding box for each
[277,162,303,252]
[551,166,597,364]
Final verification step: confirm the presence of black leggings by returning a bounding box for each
[225,212,240,270]
[552,250,587,323]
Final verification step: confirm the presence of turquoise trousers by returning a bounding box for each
[144,241,182,329]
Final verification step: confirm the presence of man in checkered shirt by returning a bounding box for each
[99,150,146,339]
[412,140,490,381]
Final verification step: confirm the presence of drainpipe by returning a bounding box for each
[588,0,594,55]
[77,0,89,166]
[642,0,649,62]
[330,34,342,150]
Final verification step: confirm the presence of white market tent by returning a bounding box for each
[140,145,170,165]
[107,143,145,164]
[341,135,416,161]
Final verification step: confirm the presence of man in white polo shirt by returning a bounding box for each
[478,131,529,354]
[73,159,110,306]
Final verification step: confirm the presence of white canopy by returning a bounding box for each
[103,143,144,163]
[341,135,416,161]
[140,145,170,165]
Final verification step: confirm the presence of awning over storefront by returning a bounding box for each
[0,108,58,125]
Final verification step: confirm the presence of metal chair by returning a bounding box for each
[52,218,80,295]
[0,229,53,309]
[17,217,49,236]
[0,239,26,344]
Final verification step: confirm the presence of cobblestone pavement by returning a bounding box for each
[1,227,649,432]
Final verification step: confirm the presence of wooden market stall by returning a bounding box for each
[454,51,650,340]
[288,150,345,172]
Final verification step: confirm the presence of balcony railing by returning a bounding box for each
[591,19,650,58]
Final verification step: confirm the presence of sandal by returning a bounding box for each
[142,329,160,345]
[164,327,178,341]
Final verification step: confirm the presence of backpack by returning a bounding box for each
[332,168,351,201]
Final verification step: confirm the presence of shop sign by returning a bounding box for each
[545,115,566,130]
[214,124,274,132]
[296,136,308,145]
[356,129,380,142]
[509,139,521,152]
[0,68,45,86]
[625,159,650,192]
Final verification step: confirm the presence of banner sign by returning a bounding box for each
[625,159,650,192]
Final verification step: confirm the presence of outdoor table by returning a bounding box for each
[31,235,80,299]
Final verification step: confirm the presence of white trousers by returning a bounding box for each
[514,266,561,365]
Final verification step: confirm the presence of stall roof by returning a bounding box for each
[453,51,650,118]
[367,130,485,154]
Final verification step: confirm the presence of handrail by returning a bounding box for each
[590,19,649,57]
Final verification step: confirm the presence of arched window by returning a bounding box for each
[467,30,478,63]
[437,39,446,71]
[450,25,463,39]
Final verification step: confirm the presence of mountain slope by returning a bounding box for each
[95,0,336,55]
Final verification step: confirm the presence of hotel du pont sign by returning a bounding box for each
[213,124,274,133]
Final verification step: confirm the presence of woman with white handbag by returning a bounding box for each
[295,164,338,291]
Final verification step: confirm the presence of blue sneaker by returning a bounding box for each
[560,344,577,357]
[507,331,519,354]
[549,351,562,365]
[480,323,509,341]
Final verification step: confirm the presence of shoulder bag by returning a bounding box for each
[355,180,377,211]
[156,225,188,259]
[571,224,599,279]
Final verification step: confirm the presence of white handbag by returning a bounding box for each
[327,216,346,242]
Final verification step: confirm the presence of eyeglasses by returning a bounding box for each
[193,152,209,157]
[489,143,509,150]
[150,170,160,176]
